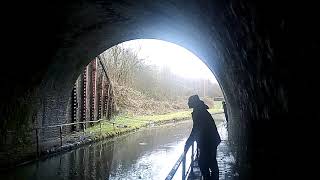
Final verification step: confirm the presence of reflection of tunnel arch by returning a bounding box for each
[0,1,291,179]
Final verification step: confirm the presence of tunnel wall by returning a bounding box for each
[0,0,299,179]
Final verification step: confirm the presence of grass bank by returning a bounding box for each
[85,108,223,138]
[4,109,223,170]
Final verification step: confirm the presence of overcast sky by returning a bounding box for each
[120,39,218,84]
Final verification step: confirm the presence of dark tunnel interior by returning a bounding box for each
[1,0,317,179]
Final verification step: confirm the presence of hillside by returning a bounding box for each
[113,84,216,116]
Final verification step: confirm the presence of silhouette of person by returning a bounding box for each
[185,95,221,180]
[222,101,228,124]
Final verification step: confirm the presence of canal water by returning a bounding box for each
[2,115,225,180]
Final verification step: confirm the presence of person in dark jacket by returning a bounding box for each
[185,95,221,180]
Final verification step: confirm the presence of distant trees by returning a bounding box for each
[99,45,144,86]
[99,45,223,101]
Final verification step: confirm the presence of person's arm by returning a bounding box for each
[184,112,198,152]
[184,126,195,152]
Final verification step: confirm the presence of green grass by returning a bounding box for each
[213,100,223,110]
[85,108,223,137]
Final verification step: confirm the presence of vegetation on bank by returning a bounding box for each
[100,44,223,116]
[82,42,225,142]
[85,107,223,137]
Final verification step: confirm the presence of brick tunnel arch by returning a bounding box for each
[1,1,290,179]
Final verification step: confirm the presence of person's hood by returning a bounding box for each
[194,100,209,109]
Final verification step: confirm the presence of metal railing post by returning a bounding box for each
[191,143,194,173]
[182,152,186,180]
[29,119,113,157]
[165,140,196,180]
[36,128,40,158]
[59,126,63,147]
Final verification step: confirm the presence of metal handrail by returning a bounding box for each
[32,119,119,130]
[10,111,224,159]
[31,111,223,131]
[165,141,196,180]
[165,112,223,180]
[29,119,126,157]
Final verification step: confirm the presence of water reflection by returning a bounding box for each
[108,121,192,180]
[2,117,224,180]
[3,140,114,180]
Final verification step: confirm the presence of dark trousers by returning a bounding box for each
[198,146,219,180]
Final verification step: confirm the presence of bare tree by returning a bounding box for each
[99,44,223,102]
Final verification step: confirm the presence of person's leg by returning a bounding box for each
[199,154,211,180]
[209,147,219,180]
